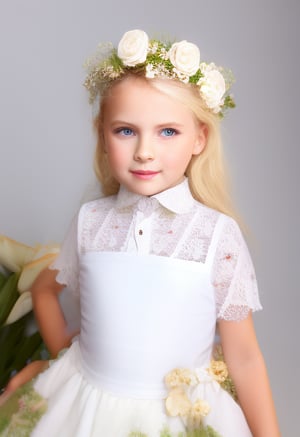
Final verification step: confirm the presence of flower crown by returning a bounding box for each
[84,29,235,116]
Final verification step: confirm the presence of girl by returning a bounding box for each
[0,29,280,436]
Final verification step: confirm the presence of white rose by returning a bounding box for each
[198,69,226,112]
[117,29,149,67]
[169,40,200,76]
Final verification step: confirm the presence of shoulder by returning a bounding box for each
[79,194,118,216]
[192,201,247,251]
[195,201,243,236]
[218,214,245,246]
[192,200,226,234]
[76,195,119,246]
[192,199,221,220]
[212,213,253,270]
[76,195,118,233]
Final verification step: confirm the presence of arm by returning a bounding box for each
[0,361,49,406]
[218,314,280,437]
[31,267,77,358]
[0,268,76,401]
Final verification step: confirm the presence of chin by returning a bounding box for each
[126,185,162,197]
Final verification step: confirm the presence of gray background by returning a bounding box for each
[0,0,299,434]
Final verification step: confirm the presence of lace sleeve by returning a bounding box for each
[212,217,262,321]
[49,213,80,297]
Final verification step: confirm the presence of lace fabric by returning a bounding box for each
[50,181,262,321]
[212,218,261,321]
[50,214,80,296]
[78,197,219,262]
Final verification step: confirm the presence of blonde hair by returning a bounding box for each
[93,74,239,221]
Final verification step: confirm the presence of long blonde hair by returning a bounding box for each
[93,74,238,221]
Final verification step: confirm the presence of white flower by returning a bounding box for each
[169,40,200,76]
[149,41,158,54]
[159,47,168,60]
[200,62,216,74]
[198,68,226,113]
[117,29,149,67]
[172,68,190,84]
[145,64,155,78]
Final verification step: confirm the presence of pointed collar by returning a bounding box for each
[115,178,195,214]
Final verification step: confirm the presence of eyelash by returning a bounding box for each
[161,128,177,137]
[114,127,179,137]
[115,127,134,136]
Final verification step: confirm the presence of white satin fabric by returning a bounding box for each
[79,252,215,398]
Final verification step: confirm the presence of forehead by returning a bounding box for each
[102,77,196,125]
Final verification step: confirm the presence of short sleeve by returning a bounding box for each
[49,213,80,297]
[212,217,262,321]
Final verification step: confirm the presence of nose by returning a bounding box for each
[134,135,154,162]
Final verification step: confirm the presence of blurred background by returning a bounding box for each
[0,0,299,433]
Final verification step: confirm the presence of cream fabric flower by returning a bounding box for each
[165,368,197,389]
[186,399,211,429]
[165,388,191,417]
[198,65,226,112]
[117,29,149,67]
[208,359,229,383]
[169,40,200,76]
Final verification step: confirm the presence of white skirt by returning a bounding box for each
[29,340,253,437]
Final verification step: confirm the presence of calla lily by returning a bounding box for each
[18,248,59,293]
[5,291,32,325]
[0,235,60,324]
[0,235,58,389]
[0,235,35,273]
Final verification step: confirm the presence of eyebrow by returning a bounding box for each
[109,120,185,128]
[156,122,185,128]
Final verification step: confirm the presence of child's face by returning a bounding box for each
[102,77,206,196]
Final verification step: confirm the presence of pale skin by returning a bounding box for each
[0,77,281,436]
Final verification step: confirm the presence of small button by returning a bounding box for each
[138,229,143,235]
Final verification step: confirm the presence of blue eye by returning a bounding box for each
[161,128,176,137]
[117,128,134,136]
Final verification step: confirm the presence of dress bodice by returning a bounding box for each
[32,183,259,435]
[51,181,262,402]
[78,252,216,398]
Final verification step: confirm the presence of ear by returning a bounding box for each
[192,123,208,155]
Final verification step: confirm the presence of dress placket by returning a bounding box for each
[132,197,159,254]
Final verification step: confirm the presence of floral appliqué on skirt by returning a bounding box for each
[0,381,47,436]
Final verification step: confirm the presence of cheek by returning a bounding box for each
[164,148,193,169]
[106,145,129,170]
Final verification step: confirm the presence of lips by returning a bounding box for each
[130,170,160,180]
[131,170,159,175]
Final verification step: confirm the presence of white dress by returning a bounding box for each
[30,179,261,437]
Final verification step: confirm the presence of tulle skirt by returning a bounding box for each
[0,340,252,437]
